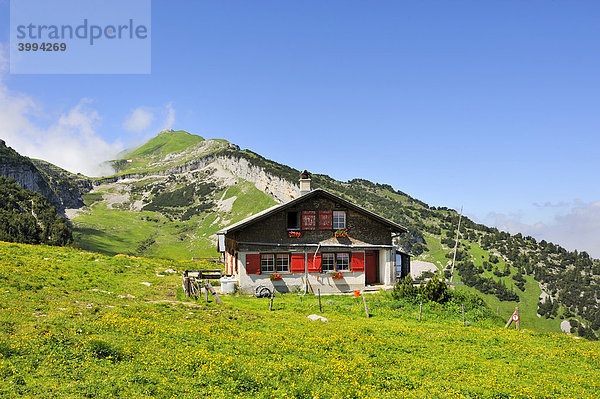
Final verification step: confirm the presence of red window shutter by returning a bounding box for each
[301,211,316,230]
[290,253,305,273]
[319,211,332,230]
[351,252,365,272]
[307,254,321,273]
[246,254,261,274]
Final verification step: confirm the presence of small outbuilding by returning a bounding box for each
[216,171,410,294]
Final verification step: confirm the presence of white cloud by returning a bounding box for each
[0,44,121,176]
[532,201,571,208]
[123,107,155,133]
[484,200,600,258]
[162,102,175,130]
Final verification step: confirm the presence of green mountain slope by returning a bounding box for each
[109,130,235,176]
[73,179,276,259]
[71,131,272,259]
[113,130,205,171]
[2,130,598,339]
[0,241,599,398]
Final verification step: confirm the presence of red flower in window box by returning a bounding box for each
[331,271,344,280]
[334,229,348,238]
[269,273,283,281]
[288,231,302,238]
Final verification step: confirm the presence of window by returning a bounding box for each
[336,253,350,271]
[333,211,346,229]
[287,211,299,230]
[276,254,290,273]
[322,253,335,272]
[261,253,289,273]
[261,254,275,273]
[322,252,350,272]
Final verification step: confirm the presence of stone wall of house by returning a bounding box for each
[232,194,393,246]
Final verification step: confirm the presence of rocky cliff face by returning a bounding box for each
[32,160,92,209]
[215,155,299,203]
[93,152,299,204]
[0,162,54,197]
[0,140,91,211]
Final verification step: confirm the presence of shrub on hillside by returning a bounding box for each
[391,274,420,302]
[422,273,450,303]
[88,339,126,362]
[393,272,453,304]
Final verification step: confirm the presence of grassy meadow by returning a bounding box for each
[1,241,599,398]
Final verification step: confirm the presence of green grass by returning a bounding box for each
[1,241,599,398]
[72,180,277,260]
[120,130,204,164]
[72,203,214,259]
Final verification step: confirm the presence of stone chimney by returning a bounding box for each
[299,170,312,196]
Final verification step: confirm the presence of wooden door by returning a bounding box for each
[365,250,378,284]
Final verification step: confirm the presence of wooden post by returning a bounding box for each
[504,306,520,329]
[318,289,322,313]
[184,277,191,297]
[204,281,223,305]
[362,292,370,318]
[419,302,422,321]
[204,282,209,302]
[269,293,274,311]
[462,305,465,326]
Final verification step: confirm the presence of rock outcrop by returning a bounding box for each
[0,140,91,211]
[215,155,298,203]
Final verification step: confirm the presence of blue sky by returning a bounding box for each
[1,1,599,256]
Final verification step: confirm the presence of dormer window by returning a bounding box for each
[333,211,346,229]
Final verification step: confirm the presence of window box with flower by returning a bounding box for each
[269,273,283,281]
[334,229,349,238]
[331,271,344,280]
[288,231,302,238]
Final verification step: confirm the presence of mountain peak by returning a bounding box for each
[111,130,235,174]
[122,130,204,160]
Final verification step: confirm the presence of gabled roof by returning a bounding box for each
[216,188,408,235]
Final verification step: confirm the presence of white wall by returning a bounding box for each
[375,249,396,286]
[236,252,367,294]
